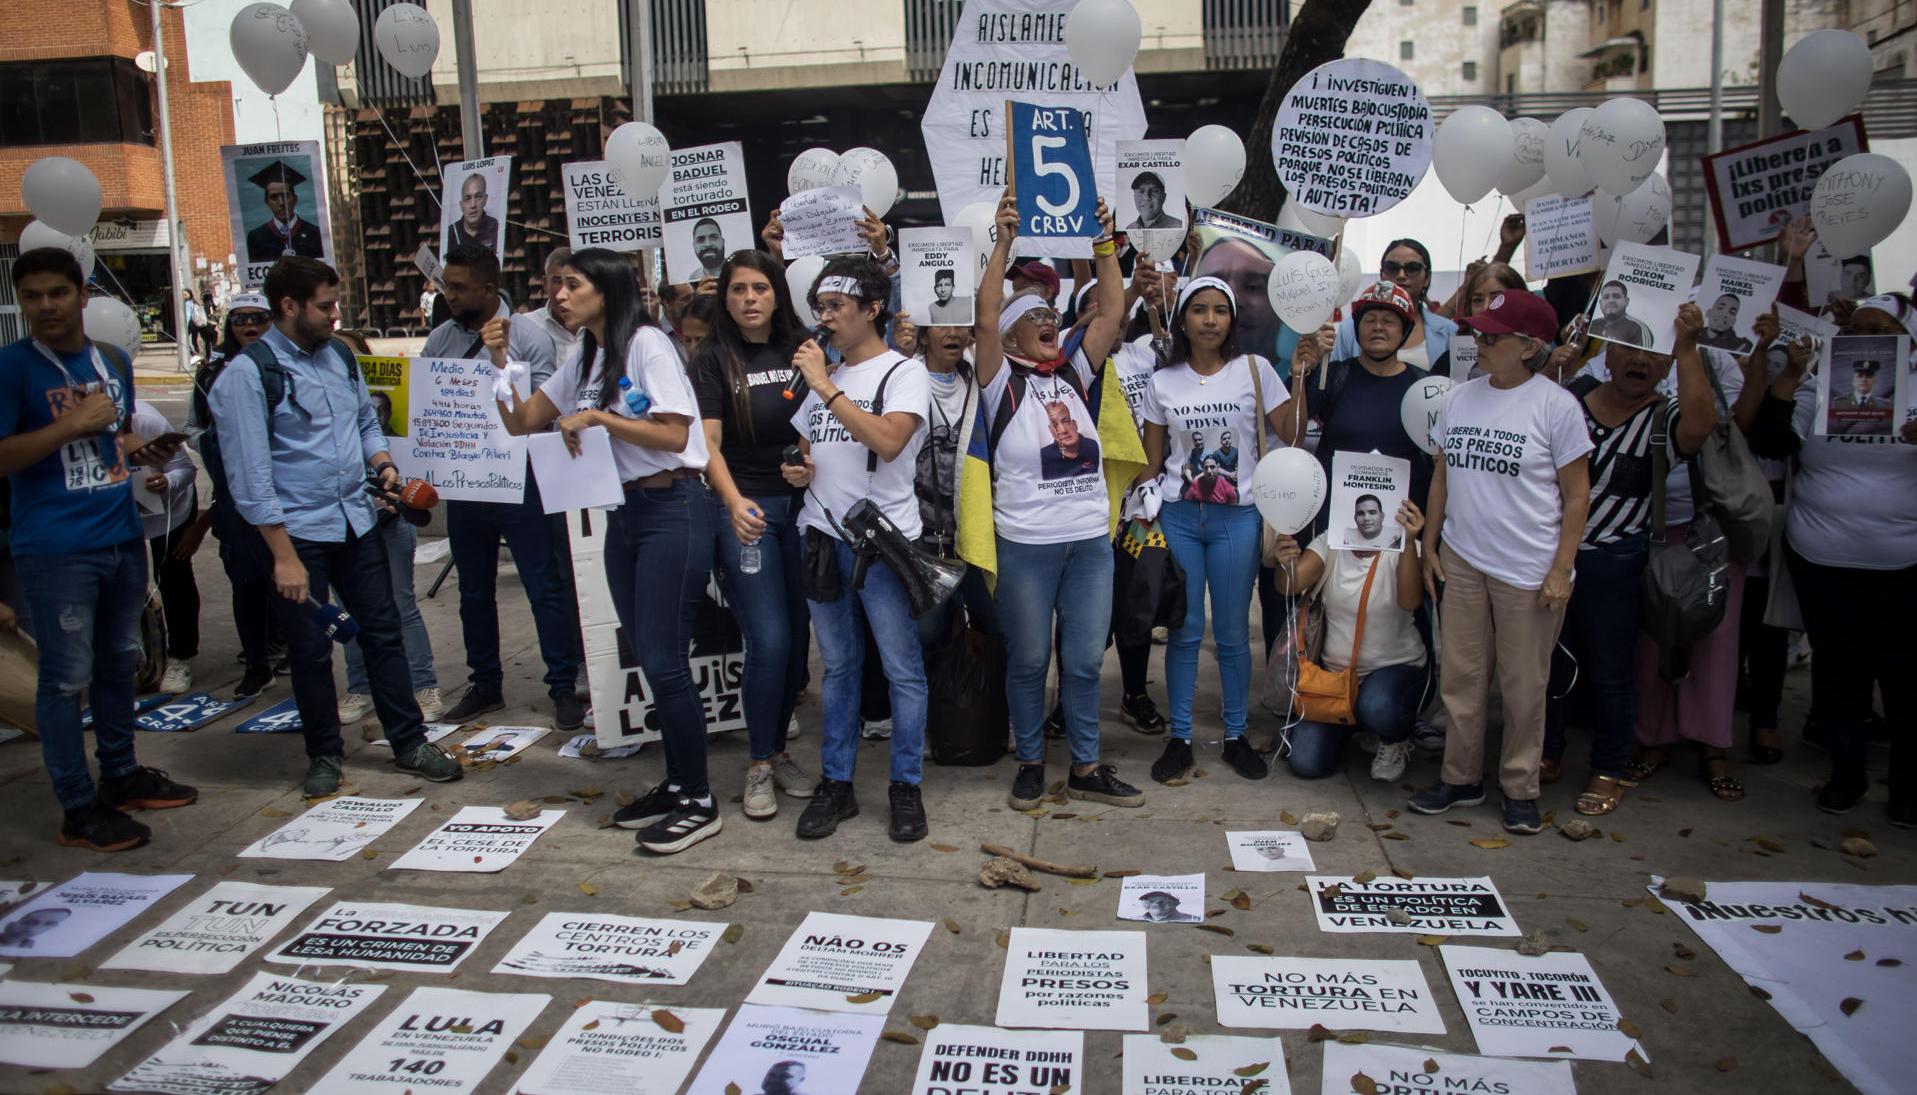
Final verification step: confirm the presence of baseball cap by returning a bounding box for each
[1456,287,1558,341]
[1011,260,1061,300]
[227,292,270,314]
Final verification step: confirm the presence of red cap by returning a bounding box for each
[1456,287,1558,341]
[1011,260,1061,300]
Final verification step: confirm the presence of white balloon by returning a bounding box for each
[1250,448,1327,536]
[20,157,102,238]
[1064,0,1141,86]
[229,2,309,96]
[787,148,841,195]
[1544,108,1594,198]
[19,221,97,280]
[289,0,356,65]
[1778,30,1873,131]
[1333,245,1365,311]
[84,297,142,363]
[953,200,999,288]
[786,255,827,327]
[1266,250,1342,334]
[373,2,438,79]
[1809,153,1913,258]
[1183,125,1246,209]
[1590,173,1672,246]
[1399,374,1455,456]
[605,122,671,198]
[1433,106,1513,205]
[1497,117,1549,197]
[1579,97,1665,197]
[832,147,899,218]
[1276,203,1345,241]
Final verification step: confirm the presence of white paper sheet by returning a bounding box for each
[1116,874,1208,923]
[515,1001,725,1095]
[388,805,565,873]
[995,927,1149,1031]
[684,1004,884,1095]
[311,986,549,1094]
[1212,956,1446,1034]
[1226,831,1315,873]
[1306,875,1519,936]
[1124,1033,1292,1095]
[268,900,512,974]
[746,911,934,1015]
[493,912,725,985]
[1440,944,1645,1061]
[531,426,623,513]
[1319,1040,1576,1095]
[237,796,423,861]
[0,981,189,1069]
[111,972,386,1095]
[102,881,331,975]
[909,1025,1083,1095]
[459,724,552,759]
[0,872,193,959]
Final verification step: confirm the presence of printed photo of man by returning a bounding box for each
[1039,399,1100,480]
[1696,292,1754,354]
[926,267,972,325]
[1344,493,1403,550]
[1588,279,1654,346]
[1126,171,1183,231]
[1134,891,1201,923]
[449,172,500,252]
[692,217,727,280]
[243,161,325,262]
[1829,358,1892,435]
[756,1061,807,1095]
[0,906,71,950]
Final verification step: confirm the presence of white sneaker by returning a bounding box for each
[1151,626,1169,644]
[159,661,193,694]
[743,765,777,819]
[770,754,816,798]
[860,716,893,740]
[1371,740,1413,782]
[416,687,444,721]
[786,713,802,740]
[337,692,372,725]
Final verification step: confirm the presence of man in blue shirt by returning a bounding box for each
[0,248,198,851]
[207,256,461,795]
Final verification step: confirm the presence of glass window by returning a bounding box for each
[1463,61,1478,80]
[1400,40,1414,60]
[0,58,154,148]
[1463,5,1478,24]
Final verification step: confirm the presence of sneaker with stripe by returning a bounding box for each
[635,797,723,854]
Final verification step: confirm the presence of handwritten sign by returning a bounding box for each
[1522,194,1599,280]
[1273,58,1433,218]
[778,184,865,260]
[561,160,660,252]
[1703,117,1867,253]
[403,357,527,503]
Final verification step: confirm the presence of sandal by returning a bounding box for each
[1745,728,1784,766]
[1575,774,1624,816]
[1701,754,1745,802]
[1621,748,1668,786]
[1540,757,1564,785]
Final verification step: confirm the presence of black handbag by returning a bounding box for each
[925,612,1008,766]
[1112,517,1188,649]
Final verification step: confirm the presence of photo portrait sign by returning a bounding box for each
[221,141,333,286]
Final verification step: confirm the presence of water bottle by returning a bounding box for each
[617,375,651,417]
[738,506,763,574]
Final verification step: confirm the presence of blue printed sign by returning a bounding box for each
[235,697,303,734]
[1009,101,1099,249]
[136,692,253,733]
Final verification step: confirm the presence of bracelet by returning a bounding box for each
[1091,238,1117,258]
[371,460,396,477]
[825,390,846,411]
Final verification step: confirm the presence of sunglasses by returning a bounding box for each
[230,312,271,327]
[1381,260,1427,278]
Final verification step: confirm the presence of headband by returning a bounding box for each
[1856,294,1917,341]
[1176,276,1236,316]
[999,292,1052,335]
[814,275,864,299]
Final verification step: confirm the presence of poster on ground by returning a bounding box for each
[1816,334,1906,438]
[400,357,528,503]
[747,911,934,1016]
[232,696,300,734]
[515,1001,725,1095]
[1273,58,1434,219]
[311,986,548,1094]
[0,982,188,1069]
[388,804,564,873]
[900,228,977,326]
[1116,874,1207,924]
[1440,945,1643,1061]
[1702,116,1868,253]
[441,156,512,257]
[109,972,385,1095]
[909,1025,1083,1095]
[1226,831,1316,873]
[662,142,751,285]
[995,927,1149,1031]
[1522,195,1600,281]
[458,724,551,760]
[1212,956,1444,1034]
[238,796,423,861]
[1695,255,1787,356]
[1124,1033,1292,1095]
[135,692,250,732]
[684,1004,884,1095]
[778,184,865,260]
[562,160,662,252]
[268,901,511,974]
[493,912,725,985]
[1116,139,1187,261]
[1588,242,1701,354]
[221,141,333,286]
[1319,1040,1576,1095]
[1306,875,1518,936]
[0,872,193,959]
[1327,451,1411,552]
[101,880,330,975]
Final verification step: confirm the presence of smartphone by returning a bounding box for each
[146,431,192,449]
[781,444,805,467]
[1564,314,1590,354]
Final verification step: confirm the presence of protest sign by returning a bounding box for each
[562,160,661,252]
[1589,242,1701,354]
[1226,830,1315,873]
[1703,116,1868,253]
[909,1025,1083,1095]
[1008,100,1099,258]
[1440,945,1643,1061]
[1188,206,1329,364]
[494,912,725,985]
[1776,302,1841,349]
[389,804,564,873]
[1307,875,1519,935]
[1696,255,1786,355]
[1447,331,1481,382]
[778,184,865,260]
[102,881,330,975]
[662,142,751,285]
[441,156,512,257]
[1327,451,1410,552]
[0,872,192,959]
[0,982,187,1069]
[221,141,333,286]
[1212,956,1445,1034]
[133,691,251,732]
[401,356,528,503]
[111,972,385,1095]
[1273,58,1434,219]
[1125,1033,1292,1095]
[239,796,422,861]
[312,986,548,1094]
[232,696,299,733]
[996,927,1149,1030]
[1816,334,1905,437]
[359,354,408,437]
[1319,1040,1576,1095]
[413,242,443,288]
[1522,194,1599,280]
[459,724,551,759]
[685,1004,883,1095]
[1116,139,1187,259]
[269,901,511,973]
[1654,879,1917,1095]
[515,1001,725,1095]
[901,227,977,326]
[1806,238,1876,307]
[747,911,934,1015]
[1116,873,1207,923]
[558,730,643,758]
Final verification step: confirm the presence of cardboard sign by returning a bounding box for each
[562,160,662,252]
[102,881,330,975]
[1816,333,1907,438]
[1307,875,1519,936]
[515,1001,725,1095]
[1326,450,1411,553]
[1212,956,1445,1034]
[493,912,725,986]
[232,696,300,734]
[1320,1040,1575,1095]
[112,973,384,1094]
[0,982,188,1069]
[441,156,513,257]
[1440,945,1645,1061]
[685,1004,884,1095]
[778,184,866,260]
[1703,116,1868,253]
[221,141,334,286]
[312,987,549,1094]
[0,872,193,959]
[909,1025,1083,1095]
[238,796,423,861]
[747,912,935,1016]
[1225,831,1315,873]
[398,357,529,503]
[388,805,564,873]
[1522,194,1600,280]
[900,227,978,326]
[1589,243,1702,354]
[662,142,752,285]
[995,927,1149,1030]
[1124,1033,1291,1095]
[1273,58,1434,218]
[268,901,511,973]
[1008,100,1100,257]
[136,691,252,732]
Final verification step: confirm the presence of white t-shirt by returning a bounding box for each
[1786,372,1917,570]
[1433,373,1594,589]
[793,350,930,541]
[538,325,708,482]
[1143,354,1287,506]
[1307,543,1426,676]
[1112,335,1157,428]
[982,350,1109,544]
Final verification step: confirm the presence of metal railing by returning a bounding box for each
[353,0,435,109]
[651,0,710,95]
[1426,79,1917,138]
[905,0,966,82]
[1203,0,1288,70]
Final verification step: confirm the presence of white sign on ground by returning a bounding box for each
[0,872,193,959]
[102,881,330,975]
[1227,831,1316,873]
[515,1001,725,1095]
[1116,873,1208,923]
[1124,1033,1292,1095]
[110,972,385,1095]
[237,796,422,861]
[909,1024,1083,1095]
[388,805,565,873]
[268,901,511,974]
[1319,1040,1576,1095]
[684,1004,884,1095]
[311,986,548,1094]
[493,912,725,985]
[1440,944,1644,1061]
[1212,956,1445,1034]
[995,927,1149,1031]
[747,911,934,1016]
[458,724,551,759]
[1307,875,1519,936]
[0,982,188,1069]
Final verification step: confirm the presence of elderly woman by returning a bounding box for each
[1331,239,1457,371]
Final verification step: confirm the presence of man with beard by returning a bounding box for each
[1038,399,1100,480]
[1587,280,1654,346]
[449,172,500,253]
[692,217,727,280]
[1696,292,1754,354]
[243,162,325,262]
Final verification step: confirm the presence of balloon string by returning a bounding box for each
[1479,194,1506,258]
[371,107,565,242]
[1455,204,1471,279]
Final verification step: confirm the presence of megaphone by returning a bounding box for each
[305,597,359,644]
[837,498,964,619]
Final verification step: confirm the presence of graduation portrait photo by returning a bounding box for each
[221,140,333,285]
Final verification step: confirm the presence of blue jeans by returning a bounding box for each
[996,534,1112,767]
[1160,500,1262,741]
[342,518,436,695]
[447,482,582,697]
[1285,662,1429,778]
[605,479,715,799]
[1545,536,1648,779]
[18,542,147,809]
[807,537,928,784]
[712,491,807,760]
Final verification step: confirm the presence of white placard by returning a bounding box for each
[494,912,725,985]
[0,872,193,959]
[102,881,331,975]
[531,427,623,513]
[459,724,553,759]
[1307,876,1519,936]
[1805,238,1875,307]
[909,1024,1083,1095]
[311,986,548,1094]
[1440,944,1643,1061]
[778,184,865,260]
[747,911,935,1015]
[1124,1033,1292,1095]
[1319,1040,1576,1095]
[1327,450,1411,553]
[1116,874,1208,923]
[0,982,188,1069]
[662,141,752,284]
[1447,331,1481,382]
[0,882,41,914]
[1273,58,1434,219]
[1696,255,1787,356]
[1776,302,1841,349]
[516,1001,726,1095]
[237,796,423,861]
[368,723,460,750]
[1116,139,1188,260]
[558,731,644,759]
[269,901,512,974]
[1816,334,1906,438]
[1212,956,1445,1034]
[402,357,528,503]
[562,160,662,252]
[221,141,334,286]
[441,156,513,257]
[1589,242,1702,354]
[1226,831,1316,873]
[685,1004,884,1095]
[995,927,1149,1031]
[1523,194,1600,280]
[110,972,385,1095]
[388,804,564,873]
[900,227,977,327]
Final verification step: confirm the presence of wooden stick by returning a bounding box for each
[980,842,1097,879]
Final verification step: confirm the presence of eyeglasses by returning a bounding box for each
[1469,330,1502,345]
[1017,309,1061,327]
[1381,261,1427,278]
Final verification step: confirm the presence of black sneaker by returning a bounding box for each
[1043,704,1066,740]
[233,664,274,700]
[553,691,585,732]
[1221,737,1269,780]
[1502,797,1543,835]
[1151,739,1194,784]
[58,802,151,852]
[1816,775,1869,815]
[796,778,859,840]
[1120,693,1167,735]
[888,781,928,842]
[442,687,505,725]
[1409,781,1487,815]
[1008,764,1047,810]
[1069,764,1145,807]
[98,767,198,810]
[635,797,724,854]
[614,783,681,830]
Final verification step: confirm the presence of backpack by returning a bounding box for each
[199,339,360,510]
[1639,399,1730,682]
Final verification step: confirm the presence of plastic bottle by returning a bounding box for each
[739,506,763,574]
[617,375,651,417]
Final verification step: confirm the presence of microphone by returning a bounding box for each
[304,597,359,643]
[368,476,439,527]
[783,324,833,401]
